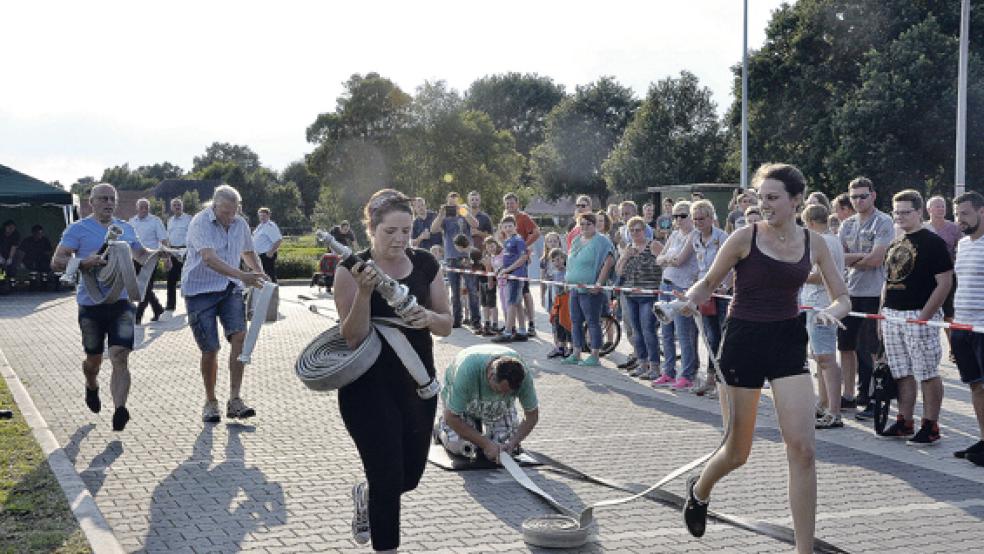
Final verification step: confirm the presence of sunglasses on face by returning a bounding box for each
[576,204,588,208]
[673,214,689,219]
[850,193,870,200]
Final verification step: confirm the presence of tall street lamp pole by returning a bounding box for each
[741,0,749,190]
[956,0,970,198]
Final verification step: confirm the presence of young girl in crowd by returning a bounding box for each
[491,226,508,331]
[481,237,502,335]
[539,232,562,307]
[544,248,571,358]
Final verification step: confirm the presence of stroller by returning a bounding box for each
[311,252,339,294]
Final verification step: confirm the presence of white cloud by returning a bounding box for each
[0,0,788,185]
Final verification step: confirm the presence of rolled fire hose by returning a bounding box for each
[78,241,166,305]
[505,300,733,548]
[238,281,279,364]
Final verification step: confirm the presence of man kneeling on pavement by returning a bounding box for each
[435,344,539,462]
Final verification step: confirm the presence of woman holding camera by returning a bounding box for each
[334,189,453,552]
[678,164,850,553]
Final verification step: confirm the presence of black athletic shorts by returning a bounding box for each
[523,280,530,294]
[718,316,809,389]
[952,329,984,385]
[837,296,880,352]
[479,282,497,308]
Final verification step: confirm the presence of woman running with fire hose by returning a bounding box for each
[333,189,453,552]
[675,163,850,553]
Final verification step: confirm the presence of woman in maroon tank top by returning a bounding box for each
[677,164,851,553]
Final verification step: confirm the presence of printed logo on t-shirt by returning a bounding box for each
[885,236,917,290]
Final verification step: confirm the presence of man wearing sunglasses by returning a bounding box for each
[838,177,894,419]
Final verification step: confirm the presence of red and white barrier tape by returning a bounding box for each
[443,266,984,334]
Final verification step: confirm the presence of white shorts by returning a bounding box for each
[881,307,943,381]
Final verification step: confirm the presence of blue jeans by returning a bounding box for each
[186,283,247,353]
[624,295,660,366]
[447,258,479,325]
[659,283,698,379]
[569,290,604,351]
[700,297,730,361]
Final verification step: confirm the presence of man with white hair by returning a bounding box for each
[51,184,159,431]
[182,184,268,423]
[129,198,167,324]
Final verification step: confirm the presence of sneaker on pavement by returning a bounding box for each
[692,380,717,397]
[879,415,914,439]
[672,377,694,391]
[629,366,649,377]
[651,375,675,388]
[227,397,256,419]
[642,370,660,380]
[683,475,708,537]
[954,440,984,459]
[85,386,101,414]
[840,396,857,409]
[815,411,843,429]
[907,420,940,446]
[855,403,876,421]
[491,333,514,343]
[967,451,984,467]
[578,355,600,367]
[617,355,638,369]
[112,406,130,431]
[513,332,529,342]
[351,482,370,545]
[527,325,536,337]
[546,347,565,358]
[561,354,581,365]
[202,400,221,423]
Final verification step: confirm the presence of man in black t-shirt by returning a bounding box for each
[411,197,441,250]
[879,190,954,445]
[329,221,358,249]
[467,191,494,248]
[18,224,54,272]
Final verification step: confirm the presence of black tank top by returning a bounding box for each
[729,223,811,322]
[359,247,440,376]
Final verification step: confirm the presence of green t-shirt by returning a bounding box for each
[441,344,538,421]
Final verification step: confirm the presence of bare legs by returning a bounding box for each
[199,331,246,401]
[83,347,131,408]
[695,374,817,554]
[815,353,842,416]
[897,375,944,422]
[972,383,984,439]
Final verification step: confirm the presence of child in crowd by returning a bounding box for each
[492,224,508,328]
[480,237,502,336]
[452,234,474,324]
[469,246,486,334]
[540,232,562,307]
[827,213,841,236]
[545,248,571,358]
[491,216,529,343]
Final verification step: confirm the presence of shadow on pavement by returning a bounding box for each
[143,423,286,553]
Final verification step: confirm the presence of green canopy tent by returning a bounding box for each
[0,164,77,246]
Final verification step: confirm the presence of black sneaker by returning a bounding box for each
[527,324,536,337]
[491,333,514,343]
[954,440,984,459]
[85,386,101,414]
[683,475,708,537]
[879,415,914,439]
[855,403,875,421]
[112,406,130,431]
[967,451,984,467]
[617,355,639,369]
[513,333,529,342]
[907,420,940,446]
[841,396,857,409]
[452,321,462,329]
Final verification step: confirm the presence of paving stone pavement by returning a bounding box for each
[1,286,983,553]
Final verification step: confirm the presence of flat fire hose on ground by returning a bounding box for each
[499,311,848,553]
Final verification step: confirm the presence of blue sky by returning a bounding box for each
[0,0,788,186]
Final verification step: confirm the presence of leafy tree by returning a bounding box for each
[100,163,157,190]
[604,71,726,195]
[831,16,984,198]
[305,73,412,220]
[262,182,307,232]
[180,190,202,215]
[530,77,639,205]
[70,176,97,196]
[192,142,261,174]
[724,0,984,198]
[465,73,566,156]
[282,160,321,217]
[137,162,184,181]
